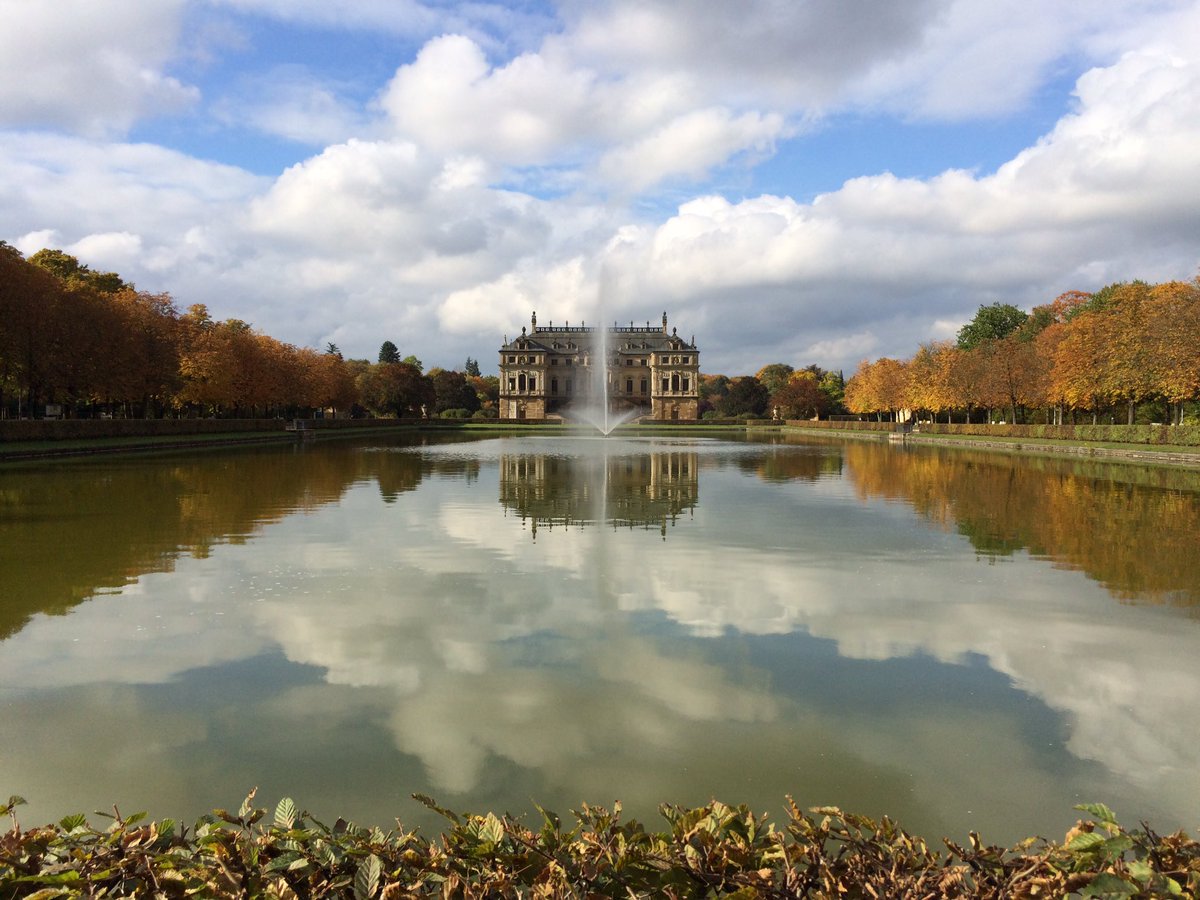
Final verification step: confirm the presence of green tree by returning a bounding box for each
[698,373,730,416]
[464,357,481,377]
[378,341,400,364]
[818,369,845,413]
[28,248,127,293]
[755,363,794,397]
[718,376,769,417]
[431,369,481,414]
[956,302,1029,350]
[325,342,342,358]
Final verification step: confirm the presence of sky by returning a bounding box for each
[2,0,1199,375]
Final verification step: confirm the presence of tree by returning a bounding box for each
[325,342,342,358]
[431,368,480,414]
[358,362,434,418]
[471,374,500,415]
[717,376,769,417]
[956,302,1029,350]
[401,354,423,372]
[818,370,845,414]
[378,341,400,364]
[755,363,794,397]
[771,372,826,419]
[844,358,908,421]
[464,357,481,377]
[28,248,127,293]
[698,373,731,416]
[1143,280,1200,424]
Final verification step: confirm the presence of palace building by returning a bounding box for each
[499,312,700,421]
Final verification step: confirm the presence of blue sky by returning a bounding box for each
[2,0,1198,374]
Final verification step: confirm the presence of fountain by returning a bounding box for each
[572,321,642,435]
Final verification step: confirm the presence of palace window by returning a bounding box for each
[681,356,690,364]
[529,376,537,391]
[518,373,526,391]
[682,376,690,391]
[671,373,680,391]
[508,377,516,391]
[566,378,573,393]
[551,377,558,394]
[508,355,516,363]
[625,378,633,393]
[661,376,669,392]
[640,378,647,394]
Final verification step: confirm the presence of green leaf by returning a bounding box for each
[159,818,176,840]
[1074,802,1118,826]
[1080,872,1136,897]
[479,813,504,848]
[275,797,297,830]
[58,813,87,831]
[1068,832,1107,852]
[265,852,304,873]
[354,854,381,900]
[1126,860,1153,882]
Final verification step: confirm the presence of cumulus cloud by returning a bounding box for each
[0,0,197,136]
[1,0,1198,373]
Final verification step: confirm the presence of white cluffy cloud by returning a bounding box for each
[0,1,1197,374]
[0,0,197,136]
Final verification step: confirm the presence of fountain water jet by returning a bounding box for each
[571,321,641,435]
[570,269,642,435]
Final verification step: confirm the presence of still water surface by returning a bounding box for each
[2,432,1198,844]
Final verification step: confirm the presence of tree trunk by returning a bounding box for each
[1127,401,1135,426]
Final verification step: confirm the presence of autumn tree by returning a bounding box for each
[845,358,908,421]
[771,371,826,419]
[1143,280,1200,423]
[358,362,434,418]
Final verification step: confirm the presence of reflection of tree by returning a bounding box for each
[499,450,699,537]
[840,442,1200,606]
[0,441,477,638]
[744,446,843,482]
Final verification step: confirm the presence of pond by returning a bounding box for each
[1,431,1198,845]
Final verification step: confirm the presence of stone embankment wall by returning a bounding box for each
[0,417,421,443]
[789,420,1200,446]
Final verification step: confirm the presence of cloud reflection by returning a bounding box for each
[2,436,1199,841]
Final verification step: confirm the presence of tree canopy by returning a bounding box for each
[956,302,1029,350]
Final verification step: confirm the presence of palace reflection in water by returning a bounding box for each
[499,446,698,537]
[2,432,1198,848]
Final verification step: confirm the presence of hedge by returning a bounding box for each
[1,794,1195,898]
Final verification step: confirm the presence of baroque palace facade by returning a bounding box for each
[499,312,700,420]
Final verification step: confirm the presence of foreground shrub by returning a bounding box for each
[1,794,1196,898]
